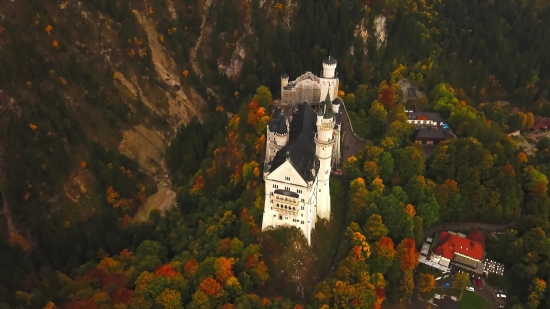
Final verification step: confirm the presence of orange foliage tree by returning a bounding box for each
[396,238,419,271]
[189,175,204,195]
[155,264,178,277]
[183,259,199,277]
[213,257,234,283]
[198,277,222,297]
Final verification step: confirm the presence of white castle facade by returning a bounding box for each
[261,57,343,245]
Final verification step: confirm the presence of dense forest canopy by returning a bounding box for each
[2,0,550,308]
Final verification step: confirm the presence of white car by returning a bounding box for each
[497,293,507,299]
[467,286,475,292]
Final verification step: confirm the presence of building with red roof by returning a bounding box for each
[467,230,486,246]
[432,230,486,274]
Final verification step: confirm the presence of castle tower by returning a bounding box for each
[319,55,339,104]
[315,93,335,220]
[274,115,289,148]
[281,74,289,96]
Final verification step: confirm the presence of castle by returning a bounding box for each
[261,57,343,245]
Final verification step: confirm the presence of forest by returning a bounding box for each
[1,0,550,308]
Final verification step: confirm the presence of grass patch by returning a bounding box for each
[459,291,490,309]
[434,287,462,298]
[420,289,435,301]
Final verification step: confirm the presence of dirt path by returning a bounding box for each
[133,10,204,128]
[1,193,17,238]
[189,0,212,79]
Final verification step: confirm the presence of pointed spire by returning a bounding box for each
[324,89,331,104]
[324,88,334,119]
[276,115,287,134]
[317,102,325,117]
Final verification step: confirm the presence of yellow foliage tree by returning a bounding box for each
[43,301,56,309]
[29,123,38,131]
[9,234,31,251]
[182,70,189,77]
[45,25,53,35]
[52,40,58,47]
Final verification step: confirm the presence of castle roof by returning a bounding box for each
[323,93,334,119]
[433,231,484,261]
[332,97,342,105]
[269,102,319,182]
[276,115,288,135]
[268,108,282,132]
[317,101,325,117]
[323,55,337,65]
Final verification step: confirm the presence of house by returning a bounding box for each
[413,127,452,145]
[508,106,521,114]
[262,58,344,245]
[432,231,486,274]
[406,111,445,127]
[532,116,550,132]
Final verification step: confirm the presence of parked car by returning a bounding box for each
[497,293,507,299]
[443,283,451,287]
[476,277,482,286]
[467,286,475,292]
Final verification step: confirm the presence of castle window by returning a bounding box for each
[273,215,276,217]
[285,176,290,181]
[285,187,290,191]
[301,206,304,210]
[276,203,279,207]
[285,217,288,220]
[279,215,282,220]
[297,189,302,194]
[301,221,304,224]
[301,214,303,217]
[293,207,296,210]
[301,199,304,203]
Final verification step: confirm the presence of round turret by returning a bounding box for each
[274,115,289,148]
[281,74,289,88]
[332,97,341,113]
[322,55,337,78]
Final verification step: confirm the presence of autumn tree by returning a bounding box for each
[453,272,469,290]
[155,289,183,309]
[348,178,369,218]
[363,214,388,241]
[417,273,436,293]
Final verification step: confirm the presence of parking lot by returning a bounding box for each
[483,258,505,276]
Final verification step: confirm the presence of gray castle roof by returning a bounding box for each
[323,55,337,65]
[276,115,288,134]
[323,93,334,119]
[269,103,319,182]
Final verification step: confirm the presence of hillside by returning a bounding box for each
[3,0,550,308]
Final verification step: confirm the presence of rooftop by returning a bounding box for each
[433,231,484,261]
[269,102,320,182]
[323,55,337,65]
[274,189,299,198]
[415,127,450,140]
[407,111,444,123]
